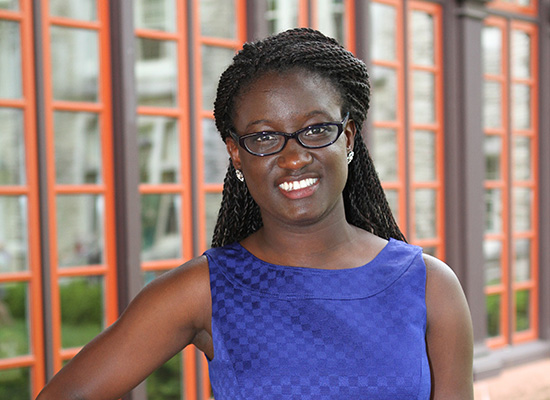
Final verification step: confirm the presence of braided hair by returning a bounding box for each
[211,28,406,247]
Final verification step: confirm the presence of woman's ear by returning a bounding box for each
[226,137,242,170]
[345,120,357,152]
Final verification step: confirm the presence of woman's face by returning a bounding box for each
[227,69,355,228]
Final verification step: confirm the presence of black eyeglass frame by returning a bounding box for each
[229,112,350,157]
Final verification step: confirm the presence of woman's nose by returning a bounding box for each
[276,138,313,170]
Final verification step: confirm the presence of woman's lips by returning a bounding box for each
[278,178,319,199]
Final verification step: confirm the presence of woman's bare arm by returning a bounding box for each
[424,254,474,400]
[36,256,212,400]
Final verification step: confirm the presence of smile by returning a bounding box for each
[278,178,319,192]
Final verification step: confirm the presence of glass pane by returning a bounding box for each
[316,0,345,45]
[266,0,299,35]
[513,136,531,181]
[0,367,30,400]
[484,240,502,285]
[422,246,437,258]
[141,194,182,261]
[135,38,178,107]
[515,289,530,332]
[414,189,436,239]
[0,282,29,358]
[200,0,236,39]
[0,196,29,272]
[372,128,397,182]
[512,84,531,130]
[485,188,503,234]
[56,195,104,267]
[370,2,396,61]
[205,192,222,247]
[512,30,531,79]
[482,26,502,75]
[50,26,99,102]
[49,0,97,21]
[371,66,397,121]
[60,276,104,348]
[0,1,19,10]
[484,135,502,180]
[146,352,182,400]
[514,238,531,282]
[134,0,176,32]
[0,20,22,99]
[410,10,434,66]
[201,46,235,111]
[513,187,532,232]
[383,189,399,225]
[413,130,436,182]
[412,71,435,124]
[203,119,228,184]
[0,108,25,185]
[487,294,501,338]
[54,111,102,184]
[138,116,180,184]
[484,81,502,129]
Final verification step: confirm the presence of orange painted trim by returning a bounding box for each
[183,346,197,400]
[135,28,180,40]
[51,101,103,112]
[139,184,191,193]
[54,185,107,194]
[0,271,32,282]
[0,98,25,107]
[137,106,182,117]
[48,16,100,29]
[0,186,29,195]
[57,266,108,276]
[203,183,224,192]
[298,0,309,27]
[488,0,537,16]
[201,36,242,48]
[0,355,35,369]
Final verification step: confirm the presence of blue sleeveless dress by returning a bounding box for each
[204,238,431,399]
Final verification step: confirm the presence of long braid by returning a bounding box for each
[212,28,406,247]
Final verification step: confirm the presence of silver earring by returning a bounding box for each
[347,150,354,164]
[235,169,244,182]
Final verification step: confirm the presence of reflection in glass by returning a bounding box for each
[0,196,28,272]
[200,0,236,38]
[0,20,22,99]
[205,192,222,247]
[135,38,178,107]
[383,189,399,225]
[146,352,183,400]
[138,116,180,184]
[515,290,530,332]
[412,71,435,124]
[514,238,531,282]
[203,119,229,184]
[370,2,396,61]
[49,0,97,21]
[50,26,99,102]
[0,282,29,358]
[484,240,502,285]
[413,130,436,182]
[201,46,235,110]
[487,294,501,337]
[372,128,397,182]
[513,136,531,181]
[483,81,502,129]
[265,0,299,35]
[484,135,502,181]
[371,66,397,122]
[0,367,30,399]
[512,30,531,79]
[141,194,182,261]
[0,108,25,185]
[316,0,345,45]
[134,0,176,32]
[56,195,104,267]
[414,189,436,239]
[513,187,532,232]
[54,111,102,184]
[482,26,502,75]
[485,188,502,234]
[0,1,19,10]
[512,84,531,130]
[60,276,104,348]
[410,11,434,66]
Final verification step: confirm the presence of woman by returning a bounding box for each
[37,28,473,399]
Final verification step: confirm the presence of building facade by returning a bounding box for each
[0,0,548,399]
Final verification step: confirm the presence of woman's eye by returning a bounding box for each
[255,134,279,143]
[305,126,328,136]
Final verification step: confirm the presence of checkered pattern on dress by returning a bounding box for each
[205,238,431,399]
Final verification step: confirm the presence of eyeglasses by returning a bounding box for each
[229,113,350,156]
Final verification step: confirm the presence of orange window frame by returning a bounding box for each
[310,0,356,52]
[39,0,118,370]
[407,1,445,258]
[0,1,45,397]
[488,0,537,16]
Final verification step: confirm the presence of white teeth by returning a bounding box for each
[279,178,318,192]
